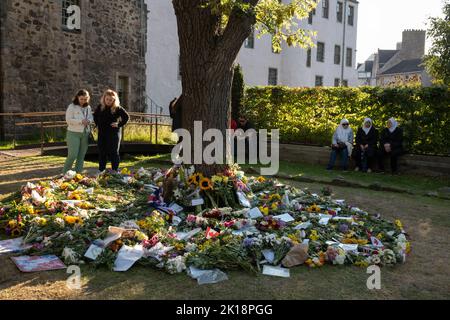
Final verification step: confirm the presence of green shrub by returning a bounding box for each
[243,86,450,155]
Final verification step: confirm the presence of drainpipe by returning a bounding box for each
[340,0,348,86]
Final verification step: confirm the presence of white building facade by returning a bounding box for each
[145,0,359,112]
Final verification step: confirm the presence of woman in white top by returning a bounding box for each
[326,118,354,171]
[63,89,94,173]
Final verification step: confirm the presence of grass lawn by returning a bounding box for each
[0,154,449,299]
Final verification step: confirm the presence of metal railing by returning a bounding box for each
[0,111,173,155]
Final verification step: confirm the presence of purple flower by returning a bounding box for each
[243,237,254,248]
[339,224,349,233]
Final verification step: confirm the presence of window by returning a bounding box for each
[62,0,81,31]
[334,45,341,65]
[348,5,354,26]
[337,1,343,23]
[334,78,340,87]
[117,76,130,108]
[268,68,278,86]
[244,29,254,49]
[346,47,353,67]
[322,0,329,19]
[342,80,348,87]
[308,11,313,24]
[317,42,325,62]
[315,76,323,87]
[306,49,311,67]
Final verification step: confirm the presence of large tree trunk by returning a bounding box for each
[172,0,257,176]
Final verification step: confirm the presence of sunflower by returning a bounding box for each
[11,228,22,237]
[188,173,204,186]
[256,176,266,183]
[8,220,17,228]
[199,177,213,191]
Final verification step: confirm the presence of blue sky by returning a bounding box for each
[356,0,445,63]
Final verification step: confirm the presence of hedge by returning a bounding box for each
[243,86,450,155]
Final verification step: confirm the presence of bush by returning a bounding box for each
[243,86,450,155]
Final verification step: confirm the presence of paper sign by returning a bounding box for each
[84,244,104,260]
[113,244,144,272]
[332,216,353,221]
[236,191,251,208]
[339,243,359,252]
[96,207,116,213]
[370,237,384,248]
[334,200,346,205]
[172,216,182,226]
[169,203,184,214]
[144,242,174,261]
[248,207,263,219]
[273,213,295,223]
[0,238,32,254]
[302,239,310,245]
[262,249,275,264]
[176,227,202,241]
[294,222,312,230]
[318,214,333,219]
[262,265,290,278]
[11,255,66,272]
[319,218,330,225]
[206,227,220,239]
[191,198,205,206]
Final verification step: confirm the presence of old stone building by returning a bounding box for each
[0,0,147,136]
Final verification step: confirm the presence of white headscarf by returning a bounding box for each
[362,118,373,135]
[336,118,351,143]
[388,117,398,133]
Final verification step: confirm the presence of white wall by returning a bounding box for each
[146,0,359,113]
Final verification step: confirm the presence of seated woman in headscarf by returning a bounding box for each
[326,119,354,171]
[352,118,379,173]
[378,117,403,174]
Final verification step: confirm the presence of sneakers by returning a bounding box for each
[354,167,360,172]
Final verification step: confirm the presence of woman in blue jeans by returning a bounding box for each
[327,119,354,170]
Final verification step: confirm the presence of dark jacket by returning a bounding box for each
[355,126,379,149]
[170,96,183,131]
[380,127,403,154]
[93,105,129,136]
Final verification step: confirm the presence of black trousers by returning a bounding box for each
[353,146,376,171]
[378,148,401,173]
[98,131,121,171]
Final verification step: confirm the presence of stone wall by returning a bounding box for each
[0,0,147,127]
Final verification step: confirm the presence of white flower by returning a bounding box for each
[78,210,89,219]
[166,255,186,274]
[55,217,65,228]
[334,254,346,265]
[62,247,80,264]
[185,243,197,252]
[64,170,76,180]
[370,255,381,265]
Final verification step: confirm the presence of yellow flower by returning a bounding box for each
[8,220,17,228]
[222,176,229,184]
[211,175,223,185]
[309,230,319,241]
[395,220,403,229]
[259,206,269,216]
[11,228,22,237]
[38,218,47,226]
[60,182,70,190]
[406,242,411,254]
[199,177,213,191]
[175,243,185,251]
[256,176,266,183]
[376,233,383,239]
[354,261,369,267]
[74,173,83,182]
[242,176,248,184]
[121,168,131,175]
[269,194,281,201]
[64,216,82,225]
[271,202,278,210]
[135,231,148,241]
[27,206,35,215]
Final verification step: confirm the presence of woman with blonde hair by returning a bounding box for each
[63,89,94,173]
[93,89,129,173]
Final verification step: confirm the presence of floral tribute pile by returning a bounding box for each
[0,165,410,275]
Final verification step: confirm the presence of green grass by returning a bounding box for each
[247,161,450,195]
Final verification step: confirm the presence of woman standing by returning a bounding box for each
[63,89,93,174]
[93,89,129,173]
[326,119,354,171]
[378,118,403,174]
[353,118,379,173]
